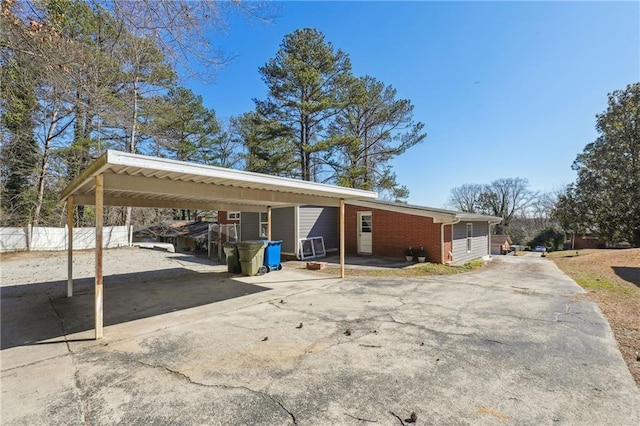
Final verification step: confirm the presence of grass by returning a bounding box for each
[550,248,640,387]
[410,260,484,275]
[313,259,486,278]
[551,249,637,294]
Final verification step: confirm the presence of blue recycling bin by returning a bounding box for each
[263,240,283,272]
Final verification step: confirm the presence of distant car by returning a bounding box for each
[534,246,547,252]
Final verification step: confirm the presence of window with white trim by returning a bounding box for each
[259,212,268,238]
[227,211,240,220]
[466,223,473,252]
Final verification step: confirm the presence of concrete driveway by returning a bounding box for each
[2,251,639,425]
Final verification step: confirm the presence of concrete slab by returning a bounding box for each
[2,250,639,425]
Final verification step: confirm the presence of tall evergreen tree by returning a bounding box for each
[255,28,352,182]
[328,76,426,200]
[231,111,297,177]
[145,87,223,164]
[0,55,39,225]
[559,83,640,245]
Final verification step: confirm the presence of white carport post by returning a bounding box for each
[267,206,272,240]
[95,174,104,339]
[67,196,73,297]
[340,199,345,279]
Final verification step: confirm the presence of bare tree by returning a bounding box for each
[509,192,558,244]
[1,0,84,226]
[447,183,483,213]
[479,177,538,234]
[107,0,274,81]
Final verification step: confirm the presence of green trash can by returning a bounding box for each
[223,242,240,273]
[237,240,268,276]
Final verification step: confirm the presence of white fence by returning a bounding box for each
[0,226,129,252]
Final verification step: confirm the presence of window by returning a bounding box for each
[259,212,268,238]
[227,211,240,220]
[466,223,473,252]
[360,214,372,233]
[298,237,326,260]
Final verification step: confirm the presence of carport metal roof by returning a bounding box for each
[61,150,377,340]
[60,150,376,211]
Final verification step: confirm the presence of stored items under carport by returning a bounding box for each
[237,241,268,276]
[263,241,283,272]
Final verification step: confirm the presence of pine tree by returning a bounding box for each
[255,28,352,182]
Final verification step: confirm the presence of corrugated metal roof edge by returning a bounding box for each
[61,150,378,202]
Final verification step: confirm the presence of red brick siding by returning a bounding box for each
[217,210,240,225]
[345,205,443,263]
[443,224,452,264]
[571,234,600,250]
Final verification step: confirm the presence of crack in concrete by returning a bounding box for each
[386,313,472,340]
[389,411,406,425]
[1,353,71,373]
[133,359,297,425]
[48,296,91,426]
[345,411,378,422]
[554,301,588,323]
[69,287,329,357]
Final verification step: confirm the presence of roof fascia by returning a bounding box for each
[59,151,111,201]
[346,199,456,223]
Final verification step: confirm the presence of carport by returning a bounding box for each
[60,150,377,339]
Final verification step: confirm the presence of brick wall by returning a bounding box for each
[571,234,600,250]
[443,224,452,264]
[217,210,241,225]
[345,205,443,263]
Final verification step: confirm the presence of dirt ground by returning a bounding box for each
[0,247,219,288]
[550,248,640,387]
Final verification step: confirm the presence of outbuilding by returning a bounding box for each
[491,235,512,255]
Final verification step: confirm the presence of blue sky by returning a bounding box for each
[185,1,639,208]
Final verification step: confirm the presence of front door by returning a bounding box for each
[357,212,373,254]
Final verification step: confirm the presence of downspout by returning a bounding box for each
[441,217,460,264]
[294,206,300,259]
[487,219,502,256]
[487,221,491,257]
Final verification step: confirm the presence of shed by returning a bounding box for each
[490,235,512,255]
[133,220,213,252]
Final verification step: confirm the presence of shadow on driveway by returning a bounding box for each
[1,268,271,350]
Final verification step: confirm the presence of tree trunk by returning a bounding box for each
[32,151,49,228]
[124,77,139,239]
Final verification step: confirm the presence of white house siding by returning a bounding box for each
[298,206,338,251]
[451,221,490,264]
